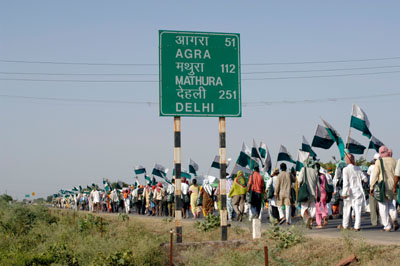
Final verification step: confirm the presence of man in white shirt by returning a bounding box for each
[92,188,101,213]
[340,153,367,231]
[266,169,284,223]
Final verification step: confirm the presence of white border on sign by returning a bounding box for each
[159,30,241,117]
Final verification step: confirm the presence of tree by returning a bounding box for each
[46,195,53,203]
[0,194,13,203]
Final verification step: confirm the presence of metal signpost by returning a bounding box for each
[159,30,241,242]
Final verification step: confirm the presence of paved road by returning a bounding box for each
[57,208,400,245]
[229,213,400,245]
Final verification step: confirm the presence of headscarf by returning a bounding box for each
[156,182,163,192]
[379,146,391,158]
[234,171,247,188]
[228,171,248,197]
[202,179,212,196]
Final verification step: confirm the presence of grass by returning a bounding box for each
[1,199,400,265]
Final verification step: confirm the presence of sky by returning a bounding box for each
[1,1,400,200]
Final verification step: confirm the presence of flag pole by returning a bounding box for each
[346,126,352,149]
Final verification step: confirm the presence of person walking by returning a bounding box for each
[189,179,201,218]
[153,182,164,216]
[275,163,293,225]
[201,179,214,216]
[297,159,319,229]
[247,166,265,219]
[181,178,190,218]
[367,153,380,226]
[229,171,248,222]
[339,153,367,231]
[315,167,329,228]
[370,146,399,231]
[266,169,284,223]
[166,180,175,217]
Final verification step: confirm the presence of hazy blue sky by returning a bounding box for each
[1,1,400,199]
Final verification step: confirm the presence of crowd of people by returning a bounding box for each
[53,145,400,232]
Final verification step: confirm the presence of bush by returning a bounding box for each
[196,214,220,232]
[0,203,57,235]
[77,214,106,234]
[266,225,304,250]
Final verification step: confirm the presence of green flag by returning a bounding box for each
[347,137,366,155]
[277,145,296,164]
[321,118,345,160]
[301,136,317,157]
[368,136,384,152]
[350,104,372,138]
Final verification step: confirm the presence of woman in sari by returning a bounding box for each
[315,171,328,228]
[189,179,201,218]
[201,179,214,216]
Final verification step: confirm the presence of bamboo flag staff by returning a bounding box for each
[219,117,228,241]
[174,116,183,243]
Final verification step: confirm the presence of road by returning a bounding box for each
[56,207,400,245]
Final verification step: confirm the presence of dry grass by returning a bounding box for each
[5,207,400,266]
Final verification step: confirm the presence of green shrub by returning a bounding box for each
[195,214,220,232]
[266,225,304,250]
[0,204,57,235]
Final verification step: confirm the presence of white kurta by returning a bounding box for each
[341,164,367,229]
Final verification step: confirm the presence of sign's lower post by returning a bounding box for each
[174,116,183,243]
[219,117,228,241]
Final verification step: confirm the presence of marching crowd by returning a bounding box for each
[53,145,400,232]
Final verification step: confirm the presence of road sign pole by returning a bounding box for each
[219,117,228,241]
[174,116,183,243]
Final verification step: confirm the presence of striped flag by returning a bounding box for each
[312,124,335,149]
[211,155,231,169]
[134,165,146,175]
[259,142,272,175]
[236,142,258,169]
[347,137,366,155]
[173,168,191,179]
[277,145,296,164]
[251,139,263,164]
[321,118,345,160]
[295,150,310,171]
[301,136,317,157]
[152,163,168,179]
[144,175,152,183]
[189,158,199,176]
[350,104,372,138]
[211,155,221,169]
[368,136,384,152]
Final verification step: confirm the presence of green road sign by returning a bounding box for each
[159,30,241,117]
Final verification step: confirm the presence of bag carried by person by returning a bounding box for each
[297,167,310,203]
[325,180,334,203]
[373,158,386,203]
[267,182,274,199]
[182,193,190,203]
[167,193,174,203]
[290,187,297,204]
